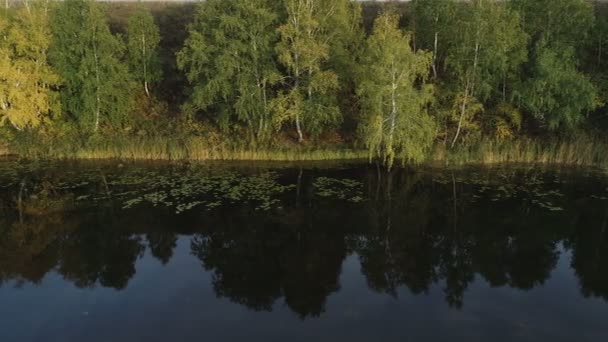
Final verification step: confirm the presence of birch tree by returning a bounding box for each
[446,0,527,146]
[126,2,161,98]
[357,11,435,169]
[177,0,281,143]
[273,0,340,143]
[412,0,457,80]
[50,0,132,133]
[0,0,59,130]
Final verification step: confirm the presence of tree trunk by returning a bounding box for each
[295,113,304,143]
[452,20,481,148]
[387,67,397,169]
[142,32,149,97]
[10,121,22,131]
[303,68,314,143]
[451,80,469,148]
[253,39,265,141]
[432,13,439,80]
[294,52,304,143]
[471,39,480,95]
[432,30,439,79]
[259,78,268,140]
[93,32,101,133]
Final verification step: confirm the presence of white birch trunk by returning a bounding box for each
[294,54,304,143]
[93,39,101,133]
[387,64,397,168]
[142,32,149,97]
[452,7,481,148]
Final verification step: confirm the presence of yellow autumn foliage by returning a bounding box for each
[0,2,59,130]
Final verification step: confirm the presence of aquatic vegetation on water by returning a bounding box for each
[115,170,295,213]
[433,170,571,212]
[2,163,608,217]
[313,177,364,203]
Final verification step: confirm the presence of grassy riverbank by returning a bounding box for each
[8,134,368,162]
[433,138,608,168]
[6,135,608,169]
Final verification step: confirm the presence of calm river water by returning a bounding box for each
[0,161,607,341]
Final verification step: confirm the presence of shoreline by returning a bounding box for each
[5,138,608,170]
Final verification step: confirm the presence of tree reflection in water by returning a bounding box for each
[0,163,607,317]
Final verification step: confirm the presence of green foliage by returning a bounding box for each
[521,46,598,130]
[319,0,363,125]
[357,11,435,168]
[177,0,281,144]
[486,102,523,140]
[590,9,608,71]
[0,1,59,130]
[511,0,598,132]
[126,2,161,97]
[411,0,458,78]
[485,4,528,102]
[512,0,594,53]
[586,8,608,108]
[0,1,607,168]
[450,1,527,101]
[442,0,528,145]
[322,0,364,86]
[273,0,341,142]
[446,91,484,144]
[49,0,134,134]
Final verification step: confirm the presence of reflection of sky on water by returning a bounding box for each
[2,238,608,342]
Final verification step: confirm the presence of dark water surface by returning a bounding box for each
[1,160,607,342]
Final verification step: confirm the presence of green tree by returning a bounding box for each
[591,8,608,72]
[177,0,281,143]
[321,0,363,85]
[50,0,132,133]
[512,0,594,54]
[412,0,458,80]
[586,7,608,110]
[126,2,161,98]
[319,0,364,129]
[445,0,527,146]
[273,0,340,143]
[522,46,597,130]
[512,0,598,130]
[0,1,59,130]
[357,11,435,169]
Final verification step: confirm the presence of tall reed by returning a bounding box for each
[432,138,608,168]
[9,135,608,168]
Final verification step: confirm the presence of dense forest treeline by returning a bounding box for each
[1,0,608,167]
